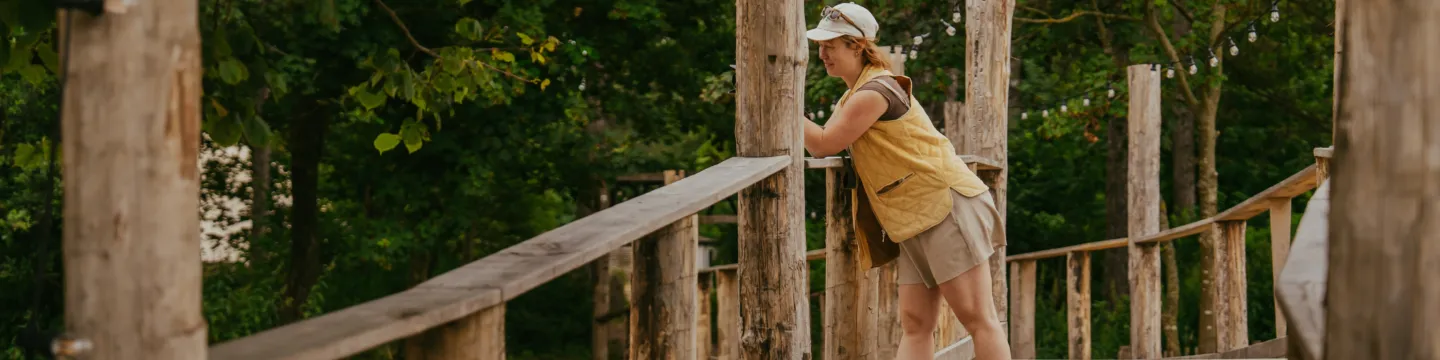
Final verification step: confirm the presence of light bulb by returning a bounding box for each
[913,35,923,46]
[946,25,957,36]
[1209,54,1219,67]
[1060,104,1068,112]
[818,110,826,118]
[909,50,918,60]
[1042,109,1049,118]
[1230,45,1239,56]
[1107,87,1116,99]
[1270,4,1280,22]
[1248,30,1258,42]
[1166,67,1175,78]
[579,80,586,91]
[582,50,588,56]
[1021,111,1028,120]
[1083,98,1091,106]
[1189,63,1198,74]
[952,11,961,23]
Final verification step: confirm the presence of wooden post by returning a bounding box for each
[410,304,506,360]
[964,0,1015,321]
[735,0,810,357]
[1326,1,1440,357]
[1067,252,1092,360]
[1270,199,1292,339]
[1125,64,1162,359]
[716,269,740,360]
[698,273,713,360]
[1216,220,1249,350]
[944,102,966,153]
[1008,261,1037,358]
[630,170,698,358]
[60,2,207,359]
[824,166,877,360]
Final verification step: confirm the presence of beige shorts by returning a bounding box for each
[897,189,1006,288]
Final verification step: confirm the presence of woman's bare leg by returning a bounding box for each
[937,260,1012,360]
[897,283,941,360]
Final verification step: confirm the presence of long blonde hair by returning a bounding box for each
[837,35,892,71]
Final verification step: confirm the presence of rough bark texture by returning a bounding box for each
[1125,64,1162,359]
[1217,221,1248,351]
[1094,3,1132,296]
[963,0,1014,320]
[823,167,877,360]
[716,269,740,360]
[1326,1,1440,357]
[283,105,330,323]
[734,0,809,357]
[1067,252,1092,360]
[630,170,698,360]
[1171,107,1197,215]
[1269,199,1292,339]
[1193,6,1227,353]
[1009,261,1036,358]
[406,304,506,360]
[60,3,207,358]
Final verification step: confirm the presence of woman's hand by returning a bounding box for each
[802,90,888,158]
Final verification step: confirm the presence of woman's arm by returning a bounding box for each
[802,90,888,158]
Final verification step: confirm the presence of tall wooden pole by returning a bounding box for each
[963,0,1015,325]
[60,1,206,359]
[630,170,699,358]
[823,165,878,360]
[734,0,809,358]
[1125,64,1162,359]
[1326,1,1440,358]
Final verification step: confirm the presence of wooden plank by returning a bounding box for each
[1166,337,1287,359]
[1276,181,1328,360]
[210,156,786,360]
[805,248,825,261]
[876,263,901,359]
[958,155,1004,171]
[1126,64,1162,359]
[699,214,738,224]
[823,166,877,360]
[1009,261,1037,359]
[61,2,207,360]
[1269,198,1292,339]
[934,336,975,360]
[697,273,712,360]
[1215,165,1318,221]
[961,0,1014,322]
[1327,4,1440,355]
[630,170,698,358]
[1007,238,1127,262]
[1068,252,1092,360]
[1311,147,1333,159]
[1133,217,1216,245]
[715,269,740,360]
[1216,221,1249,351]
[407,304,504,360]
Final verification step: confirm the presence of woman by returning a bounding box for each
[800,3,1012,360]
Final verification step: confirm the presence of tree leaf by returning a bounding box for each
[211,98,230,117]
[218,58,249,85]
[530,50,546,64]
[205,117,244,147]
[373,133,401,154]
[399,120,426,153]
[356,88,387,110]
[242,116,272,146]
[540,79,550,91]
[35,42,58,74]
[517,32,533,45]
[455,18,482,40]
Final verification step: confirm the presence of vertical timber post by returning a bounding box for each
[1008,261,1037,358]
[735,0,809,357]
[1125,64,1162,359]
[411,304,506,360]
[1326,0,1440,358]
[1216,220,1249,350]
[964,0,1015,327]
[824,165,877,359]
[698,272,713,360]
[716,269,740,360]
[1067,251,1092,360]
[1270,199,1292,339]
[60,2,207,359]
[630,170,698,358]
[873,43,909,360]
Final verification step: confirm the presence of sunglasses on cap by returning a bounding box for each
[822,6,867,40]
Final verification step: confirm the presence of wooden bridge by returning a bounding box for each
[56,0,1437,359]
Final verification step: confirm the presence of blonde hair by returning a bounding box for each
[838,35,892,70]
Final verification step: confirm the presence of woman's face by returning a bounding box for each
[817,38,862,78]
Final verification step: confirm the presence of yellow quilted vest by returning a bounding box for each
[839,66,990,268]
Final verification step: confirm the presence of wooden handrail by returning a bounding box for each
[208,156,790,360]
[1008,164,1319,262]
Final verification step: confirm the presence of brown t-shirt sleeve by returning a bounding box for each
[856,76,911,121]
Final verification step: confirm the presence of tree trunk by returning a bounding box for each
[1171,106,1196,215]
[1195,5,1227,353]
[1094,2,1132,296]
[250,87,272,241]
[1159,202,1180,357]
[59,3,207,358]
[282,107,330,323]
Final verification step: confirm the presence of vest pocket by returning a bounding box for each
[875,172,915,195]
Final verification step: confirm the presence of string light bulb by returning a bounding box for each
[952,6,962,23]
[1188,57,1199,74]
[1270,2,1280,23]
[1209,50,1220,67]
[913,35,924,46]
[1107,84,1116,98]
[579,80,586,91]
[1060,102,1069,113]
[1042,109,1049,118]
[1248,23,1258,42]
[1166,66,1175,79]
[946,24,957,36]
[1021,111,1028,120]
[818,110,826,118]
[1229,38,1240,56]
[909,49,918,60]
[1083,97,1091,107]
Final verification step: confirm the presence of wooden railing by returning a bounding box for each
[1002,140,1332,358]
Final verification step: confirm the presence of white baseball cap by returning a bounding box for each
[806,3,879,42]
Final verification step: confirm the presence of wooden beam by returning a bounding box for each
[699,214,738,224]
[1276,181,1328,360]
[209,156,786,360]
[1216,221,1249,351]
[630,170,698,358]
[697,273,713,360]
[805,157,846,169]
[407,304,504,360]
[715,269,740,360]
[1126,64,1163,359]
[962,0,1015,322]
[735,0,809,356]
[1326,2,1440,357]
[1009,261,1037,359]
[823,166,877,360]
[61,3,207,360]
[1068,251,1092,360]
[803,155,1003,171]
[1214,165,1318,221]
[1007,238,1127,262]
[1269,198,1292,339]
